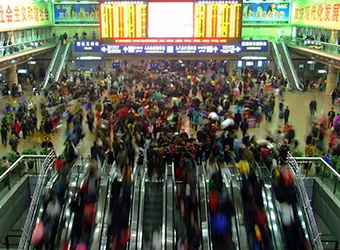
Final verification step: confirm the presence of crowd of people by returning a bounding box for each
[9,59,317,249]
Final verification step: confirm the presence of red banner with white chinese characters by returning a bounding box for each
[0,2,52,31]
[292,1,340,30]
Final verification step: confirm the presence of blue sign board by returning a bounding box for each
[74,40,101,52]
[100,44,242,54]
[242,2,290,25]
[241,40,268,52]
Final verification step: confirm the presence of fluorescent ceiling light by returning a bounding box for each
[76,56,102,60]
[18,69,28,74]
[241,56,267,60]
[307,61,315,64]
[28,61,36,64]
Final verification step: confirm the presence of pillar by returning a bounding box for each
[7,65,18,87]
[325,65,339,95]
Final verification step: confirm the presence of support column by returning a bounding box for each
[7,65,18,88]
[325,65,338,95]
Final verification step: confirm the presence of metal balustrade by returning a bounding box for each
[286,153,323,250]
[282,36,340,57]
[18,150,56,250]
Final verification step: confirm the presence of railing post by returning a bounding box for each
[335,241,338,250]
[5,235,9,249]
[333,177,337,194]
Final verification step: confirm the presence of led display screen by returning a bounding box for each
[100,0,242,44]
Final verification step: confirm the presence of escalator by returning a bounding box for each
[103,165,140,250]
[275,42,303,91]
[255,165,285,250]
[140,181,164,249]
[222,167,249,250]
[42,41,71,89]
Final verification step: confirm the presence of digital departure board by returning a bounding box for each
[100,0,242,44]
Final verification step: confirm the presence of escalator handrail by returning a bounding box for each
[252,159,285,250]
[42,42,61,89]
[125,162,140,250]
[271,41,288,80]
[280,41,304,91]
[221,167,242,250]
[100,162,118,250]
[200,164,213,250]
[136,168,146,250]
[128,166,142,250]
[165,162,175,250]
[196,164,212,250]
[162,162,168,250]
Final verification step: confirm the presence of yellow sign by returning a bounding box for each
[291,1,340,30]
[0,2,52,31]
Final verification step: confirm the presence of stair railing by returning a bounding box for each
[286,153,323,250]
[18,150,56,249]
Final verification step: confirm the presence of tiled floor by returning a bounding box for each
[0,88,337,157]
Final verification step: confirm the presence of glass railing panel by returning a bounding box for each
[282,36,340,57]
[293,157,340,201]
[0,36,57,59]
[0,155,48,200]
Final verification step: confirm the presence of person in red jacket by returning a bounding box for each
[13,119,21,138]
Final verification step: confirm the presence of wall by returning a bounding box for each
[242,26,292,40]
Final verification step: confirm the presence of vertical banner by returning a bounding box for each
[54,3,99,25]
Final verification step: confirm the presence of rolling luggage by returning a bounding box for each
[279,111,284,119]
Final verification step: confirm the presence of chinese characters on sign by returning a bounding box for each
[0,2,51,31]
[100,44,242,54]
[74,40,100,52]
[241,40,268,52]
[292,2,340,30]
[54,4,99,25]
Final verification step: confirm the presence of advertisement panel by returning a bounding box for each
[0,2,52,31]
[242,2,290,25]
[54,3,99,25]
[291,1,340,30]
[100,0,242,44]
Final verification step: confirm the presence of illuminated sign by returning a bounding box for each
[100,1,242,44]
[74,40,101,52]
[0,2,52,31]
[291,1,340,30]
[100,44,242,54]
[54,3,99,25]
[241,40,268,52]
[243,2,290,25]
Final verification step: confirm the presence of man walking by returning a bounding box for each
[284,106,290,125]
[328,107,336,128]
[309,99,317,116]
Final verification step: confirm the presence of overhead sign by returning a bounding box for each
[0,2,52,31]
[291,1,340,30]
[241,40,268,52]
[100,44,242,54]
[54,3,99,25]
[242,2,290,25]
[74,40,100,52]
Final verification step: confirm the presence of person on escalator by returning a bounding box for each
[84,167,98,204]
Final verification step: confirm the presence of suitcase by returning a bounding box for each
[279,111,284,119]
[248,118,256,128]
